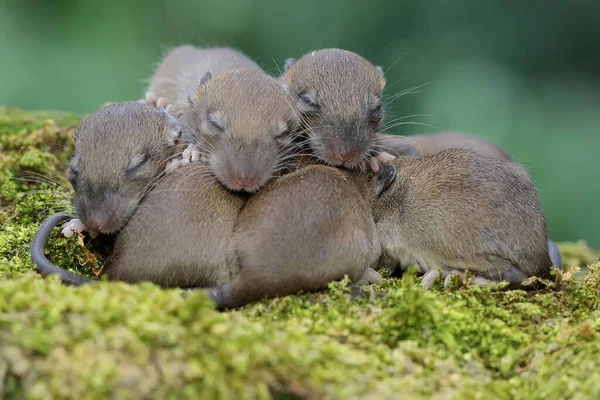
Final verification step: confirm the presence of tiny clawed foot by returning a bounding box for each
[145,91,158,106]
[375,151,396,164]
[165,157,187,173]
[356,268,383,285]
[421,268,494,290]
[182,144,203,162]
[369,152,396,173]
[421,269,440,289]
[61,219,86,238]
[145,92,169,109]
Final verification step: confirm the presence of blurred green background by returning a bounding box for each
[1,0,599,246]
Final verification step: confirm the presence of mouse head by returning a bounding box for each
[184,68,300,192]
[283,48,386,169]
[66,102,181,236]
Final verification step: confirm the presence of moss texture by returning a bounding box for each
[1,107,599,399]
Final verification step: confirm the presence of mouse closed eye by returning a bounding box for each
[178,68,300,193]
[62,101,181,238]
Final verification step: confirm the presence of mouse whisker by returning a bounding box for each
[383,82,430,105]
[379,121,436,133]
[379,114,431,129]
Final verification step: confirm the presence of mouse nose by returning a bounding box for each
[333,148,357,164]
[85,213,122,234]
[234,173,258,190]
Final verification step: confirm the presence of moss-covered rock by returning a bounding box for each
[1,108,599,399]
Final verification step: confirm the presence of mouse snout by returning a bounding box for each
[325,144,361,166]
[76,191,130,234]
[230,169,260,192]
[85,212,123,234]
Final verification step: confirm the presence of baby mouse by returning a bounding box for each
[61,101,182,238]
[281,48,394,172]
[177,68,300,192]
[373,148,553,289]
[145,45,261,113]
[377,131,563,269]
[208,163,394,310]
[105,162,245,288]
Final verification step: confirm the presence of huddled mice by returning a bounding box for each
[33,44,560,309]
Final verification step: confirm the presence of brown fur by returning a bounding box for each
[66,101,181,235]
[282,48,386,169]
[147,45,261,117]
[210,165,383,309]
[180,68,301,192]
[105,163,245,287]
[374,148,552,286]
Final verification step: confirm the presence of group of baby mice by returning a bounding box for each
[56,46,561,309]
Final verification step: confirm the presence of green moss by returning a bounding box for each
[1,109,600,399]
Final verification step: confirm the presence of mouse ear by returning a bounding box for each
[188,71,213,104]
[165,114,183,146]
[375,66,386,91]
[373,163,397,197]
[198,71,212,87]
[284,58,297,72]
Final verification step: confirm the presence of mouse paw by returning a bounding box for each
[61,218,86,238]
[182,144,203,163]
[165,157,187,173]
[421,268,494,290]
[145,91,158,106]
[156,97,169,109]
[375,151,396,164]
[368,152,396,173]
[356,268,383,285]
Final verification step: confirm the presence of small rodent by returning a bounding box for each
[177,68,300,192]
[105,162,245,287]
[145,45,261,114]
[377,132,510,160]
[373,148,554,289]
[61,101,182,238]
[209,164,393,309]
[282,48,394,172]
[377,131,563,269]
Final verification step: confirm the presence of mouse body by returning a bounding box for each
[281,48,392,172]
[377,131,563,269]
[145,45,261,115]
[105,162,245,287]
[61,101,182,238]
[209,164,390,309]
[373,148,553,288]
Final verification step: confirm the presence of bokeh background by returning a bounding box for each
[1,0,599,246]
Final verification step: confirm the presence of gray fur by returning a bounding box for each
[106,163,245,287]
[374,148,553,287]
[180,68,301,192]
[281,48,386,169]
[211,164,383,309]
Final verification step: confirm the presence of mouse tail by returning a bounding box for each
[547,240,562,270]
[30,212,94,286]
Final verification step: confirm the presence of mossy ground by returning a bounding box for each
[1,107,599,399]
